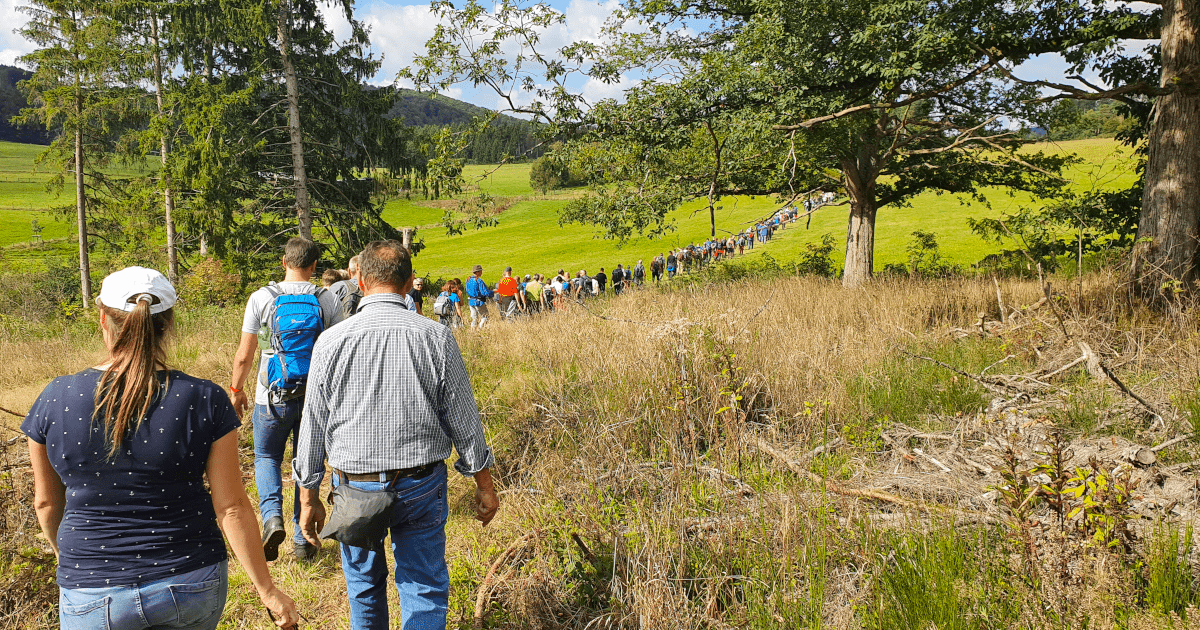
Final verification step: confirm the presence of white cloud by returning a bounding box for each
[580,74,631,103]
[0,0,33,67]
[318,1,354,43]
[357,2,447,86]
[564,0,618,43]
[0,48,25,66]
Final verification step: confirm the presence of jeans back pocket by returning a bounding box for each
[59,595,111,630]
[167,575,225,627]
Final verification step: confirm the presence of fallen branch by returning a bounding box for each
[1079,341,1164,423]
[754,437,916,508]
[1042,355,1086,380]
[474,531,538,629]
[802,437,843,460]
[1151,434,1194,453]
[0,406,28,419]
[899,350,1014,394]
[913,448,952,473]
[962,456,994,475]
[753,437,997,523]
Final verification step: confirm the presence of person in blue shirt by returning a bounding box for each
[24,266,299,630]
[465,264,492,329]
[437,280,463,328]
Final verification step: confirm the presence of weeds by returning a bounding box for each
[1,271,1198,629]
[1144,524,1197,618]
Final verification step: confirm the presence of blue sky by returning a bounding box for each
[0,0,1152,112]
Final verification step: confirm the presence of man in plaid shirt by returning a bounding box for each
[294,240,499,630]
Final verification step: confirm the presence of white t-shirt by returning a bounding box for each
[241,281,345,405]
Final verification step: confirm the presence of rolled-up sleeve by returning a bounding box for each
[294,339,333,489]
[437,330,494,476]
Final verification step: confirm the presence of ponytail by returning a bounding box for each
[94,294,174,458]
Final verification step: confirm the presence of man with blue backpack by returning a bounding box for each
[465,264,492,329]
[229,237,345,562]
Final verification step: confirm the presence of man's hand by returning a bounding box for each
[475,487,499,526]
[473,468,499,526]
[298,489,326,547]
[230,388,249,418]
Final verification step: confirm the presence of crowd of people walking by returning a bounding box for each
[18,196,834,629]
[420,197,833,328]
[24,238,497,630]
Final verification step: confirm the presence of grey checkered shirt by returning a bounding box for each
[293,293,494,489]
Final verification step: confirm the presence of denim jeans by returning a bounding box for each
[59,561,227,630]
[252,400,306,545]
[335,464,449,630]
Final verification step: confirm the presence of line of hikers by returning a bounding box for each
[22,194,839,629]
[308,198,831,332]
[26,238,497,630]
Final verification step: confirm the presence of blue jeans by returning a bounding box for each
[59,561,227,630]
[252,401,306,545]
[336,464,450,630]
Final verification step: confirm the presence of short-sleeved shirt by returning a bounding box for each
[497,277,519,297]
[241,281,344,406]
[22,369,239,588]
[526,281,543,302]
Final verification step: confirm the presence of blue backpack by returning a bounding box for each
[263,285,326,396]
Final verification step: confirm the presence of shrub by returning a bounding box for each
[906,230,959,278]
[0,257,84,322]
[529,154,572,195]
[795,234,838,278]
[180,258,242,307]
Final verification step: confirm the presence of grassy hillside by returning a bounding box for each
[0,138,1137,279]
[384,138,1138,283]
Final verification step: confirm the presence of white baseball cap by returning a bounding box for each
[97,266,177,315]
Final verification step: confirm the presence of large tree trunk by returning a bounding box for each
[1129,0,1200,302]
[841,166,877,288]
[277,0,313,240]
[150,12,178,283]
[75,93,91,305]
[843,199,877,288]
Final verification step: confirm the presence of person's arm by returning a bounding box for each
[208,430,299,628]
[437,331,499,525]
[229,332,257,417]
[28,441,65,558]
[295,342,333,545]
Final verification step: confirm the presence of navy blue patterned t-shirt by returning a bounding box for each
[22,369,240,588]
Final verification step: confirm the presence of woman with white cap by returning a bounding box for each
[22,267,299,629]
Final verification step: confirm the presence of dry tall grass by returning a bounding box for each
[1,271,1197,629]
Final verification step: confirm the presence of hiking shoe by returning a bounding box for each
[262,516,285,562]
[294,541,317,561]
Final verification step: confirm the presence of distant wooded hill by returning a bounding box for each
[387,88,509,126]
[0,65,54,145]
[0,68,541,161]
[387,88,545,164]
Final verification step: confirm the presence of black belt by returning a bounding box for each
[334,462,438,483]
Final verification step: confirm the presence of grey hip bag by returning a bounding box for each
[318,470,397,551]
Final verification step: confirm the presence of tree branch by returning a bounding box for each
[772,55,1004,131]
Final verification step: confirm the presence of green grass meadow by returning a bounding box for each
[390,138,1138,283]
[0,137,1138,283]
